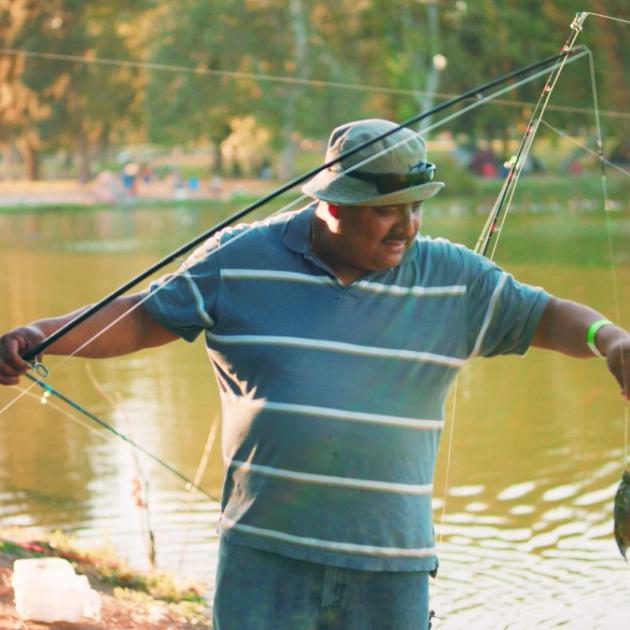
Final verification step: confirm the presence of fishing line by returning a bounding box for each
[475,13,589,259]
[578,35,630,471]
[10,381,218,569]
[434,15,629,620]
[431,11,607,617]
[584,49,623,325]
[0,47,593,527]
[20,47,588,364]
[85,363,157,566]
[10,383,110,440]
[11,379,213,568]
[3,46,629,121]
[436,375,459,539]
[13,48,588,382]
[0,48,592,506]
[1,195,306,504]
[539,120,630,179]
[176,415,220,573]
[0,194,307,418]
[22,371,219,502]
[538,103,630,121]
[0,381,35,415]
[0,46,444,97]
[584,12,630,25]
[0,41,600,584]
[430,375,462,621]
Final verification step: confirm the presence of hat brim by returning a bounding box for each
[302,169,444,206]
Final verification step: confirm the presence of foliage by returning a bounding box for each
[1,1,630,180]
[0,0,149,180]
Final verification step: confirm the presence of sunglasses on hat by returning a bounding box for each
[342,161,436,194]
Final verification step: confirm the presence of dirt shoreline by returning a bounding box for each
[0,552,210,629]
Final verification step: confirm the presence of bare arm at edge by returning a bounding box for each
[531,296,630,399]
[0,293,178,385]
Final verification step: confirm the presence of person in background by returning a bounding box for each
[1,119,628,629]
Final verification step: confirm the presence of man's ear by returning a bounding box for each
[327,203,339,218]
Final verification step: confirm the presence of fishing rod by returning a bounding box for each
[24,372,218,501]
[12,44,590,503]
[475,12,589,258]
[22,45,587,363]
[10,46,590,495]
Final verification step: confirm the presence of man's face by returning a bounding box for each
[333,202,422,272]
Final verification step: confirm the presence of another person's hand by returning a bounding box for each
[606,338,630,401]
[0,325,45,385]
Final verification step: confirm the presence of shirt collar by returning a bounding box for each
[401,236,420,264]
[283,202,316,255]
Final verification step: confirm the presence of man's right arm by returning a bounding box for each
[0,293,178,385]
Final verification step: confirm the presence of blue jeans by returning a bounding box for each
[212,539,430,630]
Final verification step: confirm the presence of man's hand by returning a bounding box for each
[0,325,45,385]
[605,338,630,401]
[0,295,178,386]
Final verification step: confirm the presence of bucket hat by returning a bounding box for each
[302,119,445,206]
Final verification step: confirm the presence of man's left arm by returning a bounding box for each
[531,296,630,400]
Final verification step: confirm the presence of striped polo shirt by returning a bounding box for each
[143,204,549,572]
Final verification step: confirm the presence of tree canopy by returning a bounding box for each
[1,0,628,179]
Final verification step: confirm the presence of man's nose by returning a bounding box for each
[396,207,420,236]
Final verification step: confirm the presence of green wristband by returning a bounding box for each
[586,319,613,357]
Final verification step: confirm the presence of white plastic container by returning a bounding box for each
[12,557,101,623]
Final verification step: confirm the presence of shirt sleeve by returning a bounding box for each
[465,253,550,358]
[141,234,222,342]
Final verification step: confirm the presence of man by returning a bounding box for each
[0,119,629,629]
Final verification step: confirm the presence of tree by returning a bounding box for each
[144,0,262,174]
[0,0,147,180]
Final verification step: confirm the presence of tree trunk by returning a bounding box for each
[401,3,442,135]
[591,0,630,141]
[1,144,16,178]
[212,142,224,175]
[277,0,308,180]
[17,138,40,180]
[418,3,440,131]
[76,126,91,183]
[211,121,232,176]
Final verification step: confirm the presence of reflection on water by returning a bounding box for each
[0,204,629,626]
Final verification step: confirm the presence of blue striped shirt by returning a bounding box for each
[143,205,549,571]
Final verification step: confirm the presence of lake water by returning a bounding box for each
[0,194,629,628]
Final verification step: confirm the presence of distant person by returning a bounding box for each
[1,119,628,629]
[208,175,224,198]
[171,169,186,199]
[140,164,153,184]
[259,160,273,179]
[469,148,497,177]
[90,170,123,203]
[121,162,140,196]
